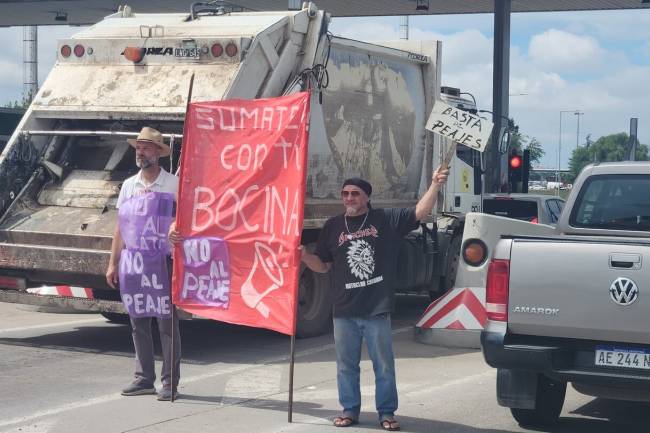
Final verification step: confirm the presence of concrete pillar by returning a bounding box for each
[485,0,511,193]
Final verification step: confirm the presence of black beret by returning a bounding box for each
[342,178,372,196]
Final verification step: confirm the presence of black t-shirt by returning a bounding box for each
[315,207,418,318]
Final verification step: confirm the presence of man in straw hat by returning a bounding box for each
[106,126,181,401]
[301,166,449,431]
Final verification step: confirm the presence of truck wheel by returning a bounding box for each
[510,375,566,427]
[296,267,332,338]
[101,312,130,324]
[440,234,462,292]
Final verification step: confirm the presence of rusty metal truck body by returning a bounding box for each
[0,4,482,336]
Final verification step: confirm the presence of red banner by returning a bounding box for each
[172,92,310,335]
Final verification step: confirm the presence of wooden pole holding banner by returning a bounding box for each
[288,329,296,422]
[288,92,313,423]
[170,73,195,404]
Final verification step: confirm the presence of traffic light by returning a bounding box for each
[508,148,531,193]
[508,149,522,192]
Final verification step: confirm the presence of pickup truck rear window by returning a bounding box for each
[570,174,650,231]
[482,199,538,222]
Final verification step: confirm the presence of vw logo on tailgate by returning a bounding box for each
[609,277,639,306]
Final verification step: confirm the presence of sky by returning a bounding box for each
[0,9,649,169]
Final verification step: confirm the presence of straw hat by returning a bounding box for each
[127,127,171,157]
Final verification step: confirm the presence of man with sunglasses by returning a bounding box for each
[301,166,449,431]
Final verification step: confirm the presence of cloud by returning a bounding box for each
[515,10,650,43]
[529,29,605,72]
[636,40,650,60]
[330,17,399,41]
[330,19,495,104]
[411,28,493,73]
[0,25,80,105]
[0,60,23,105]
[330,15,650,170]
[0,13,647,171]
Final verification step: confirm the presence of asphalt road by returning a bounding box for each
[1,297,649,433]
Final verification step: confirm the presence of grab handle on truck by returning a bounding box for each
[609,253,642,270]
[188,2,229,20]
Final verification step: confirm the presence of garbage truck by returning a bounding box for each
[0,3,483,337]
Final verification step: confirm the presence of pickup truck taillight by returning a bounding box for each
[486,259,510,322]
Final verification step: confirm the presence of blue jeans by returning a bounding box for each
[333,313,397,420]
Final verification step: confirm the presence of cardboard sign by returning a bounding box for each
[172,92,310,336]
[426,100,493,152]
[119,250,171,318]
[118,192,175,319]
[180,236,230,309]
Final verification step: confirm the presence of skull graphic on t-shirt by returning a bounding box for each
[346,239,375,280]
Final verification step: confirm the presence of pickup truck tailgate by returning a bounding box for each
[508,237,649,345]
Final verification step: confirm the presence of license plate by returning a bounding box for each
[595,345,650,370]
[174,48,200,59]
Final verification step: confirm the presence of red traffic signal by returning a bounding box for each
[507,149,530,193]
[509,154,522,169]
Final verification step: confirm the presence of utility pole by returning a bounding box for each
[575,111,584,150]
[557,111,563,195]
[627,118,639,161]
[23,26,38,104]
[399,16,409,40]
[557,110,578,195]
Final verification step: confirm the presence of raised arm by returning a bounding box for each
[415,166,449,221]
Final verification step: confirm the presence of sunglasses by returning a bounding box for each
[341,190,361,198]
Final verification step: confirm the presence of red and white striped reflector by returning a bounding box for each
[27,286,94,299]
[416,287,486,330]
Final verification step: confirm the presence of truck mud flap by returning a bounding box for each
[0,289,125,313]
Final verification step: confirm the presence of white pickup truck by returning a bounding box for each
[482,161,650,426]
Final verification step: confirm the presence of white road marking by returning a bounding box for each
[0,325,412,429]
[253,369,497,433]
[406,369,496,397]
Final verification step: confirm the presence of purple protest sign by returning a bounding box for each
[179,237,231,309]
[119,250,171,318]
[117,191,175,319]
[118,192,175,255]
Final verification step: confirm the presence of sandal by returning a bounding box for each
[333,416,358,427]
[379,417,400,431]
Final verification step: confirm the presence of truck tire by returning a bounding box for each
[439,234,462,293]
[101,312,130,324]
[510,375,566,427]
[296,267,332,338]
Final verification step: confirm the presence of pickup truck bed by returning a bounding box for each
[481,162,650,427]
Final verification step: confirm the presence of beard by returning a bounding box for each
[345,205,362,216]
[136,157,156,169]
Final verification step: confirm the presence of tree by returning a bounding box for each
[568,132,649,181]
[508,121,545,164]
[526,137,544,165]
[2,99,28,109]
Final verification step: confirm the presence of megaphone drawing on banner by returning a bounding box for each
[241,242,284,318]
